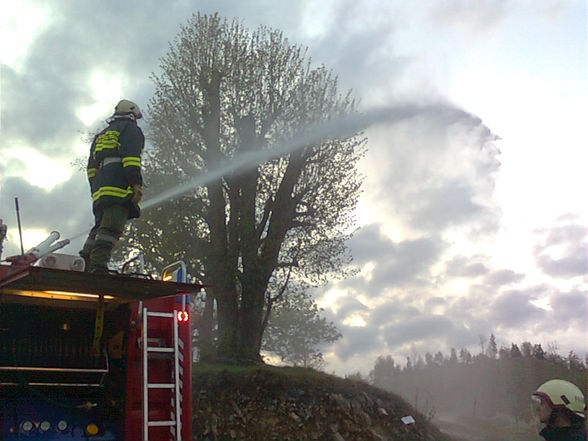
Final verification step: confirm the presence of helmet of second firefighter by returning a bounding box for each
[533,379,586,419]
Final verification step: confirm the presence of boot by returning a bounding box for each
[88,240,114,274]
[79,239,95,272]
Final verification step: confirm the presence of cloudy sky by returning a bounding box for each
[1,1,586,376]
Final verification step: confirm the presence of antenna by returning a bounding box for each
[14,197,25,256]
[0,219,7,260]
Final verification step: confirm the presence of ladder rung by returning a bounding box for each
[147,347,174,353]
[147,311,174,318]
[147,337,165,344]
[147,420,176,427]
[148,383,175,389]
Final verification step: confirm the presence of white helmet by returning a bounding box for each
[533,379,586,419]
[114,99,142,119]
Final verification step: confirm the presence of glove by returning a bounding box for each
[131,184,143,205]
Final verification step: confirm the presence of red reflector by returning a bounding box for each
[177,311,189,322]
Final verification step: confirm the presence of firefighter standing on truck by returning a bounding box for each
[80,99,144,273]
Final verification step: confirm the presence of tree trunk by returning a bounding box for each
[237,294,264,361]
[206,257,238,360]
[216,291,238,358]
[237,266,267,362]
[233,114,267,362]
[196,292,215,361]
[202,70,242,360]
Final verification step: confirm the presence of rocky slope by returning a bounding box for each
[192,364,455,441]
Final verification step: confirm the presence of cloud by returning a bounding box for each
[300,0,407,100]
[332,294,369,320]
[549,288,587,329]
[428,0,510,33]
[347,224,394,265]
[445,255,489,277]
[544,222,586,245]
[368,237,444,290]
[2,62,87,156]
[0,174,93,254]
[484,269,525,286]
[347,226,445,294]
[382,314,457,348]
[361,109,501,238]
[332,324,382,362]
[409,180,485,230]
[368,301,420,328]
[489,287,547,328]
[534,220,587,278]
[425,296,447,309]
[1,1,189,156]
[537,250,586,278]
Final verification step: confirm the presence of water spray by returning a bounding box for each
[64,102,475,246]
[143,103,472,210]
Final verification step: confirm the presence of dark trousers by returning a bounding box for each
[80,205,129,272]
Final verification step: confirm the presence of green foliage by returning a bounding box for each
[262,291,341,368]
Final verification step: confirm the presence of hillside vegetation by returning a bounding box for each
[192,364,455,440]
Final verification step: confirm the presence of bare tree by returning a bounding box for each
[124,14,365,362]
[478,334,487,356]
[449,347,458,364]
[486,333,498,359]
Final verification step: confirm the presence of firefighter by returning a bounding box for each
[80,99,145,273]
[532,379,586,440]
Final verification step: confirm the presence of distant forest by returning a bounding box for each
[368,334,586,422]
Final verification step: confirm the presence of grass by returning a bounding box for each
[192,362,398,399]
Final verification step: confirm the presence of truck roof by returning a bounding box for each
[0,264,203,304]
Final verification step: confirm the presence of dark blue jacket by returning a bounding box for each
[540,423,587,441]
[87,115,144,218]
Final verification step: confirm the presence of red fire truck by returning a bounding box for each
[0,237,199,441]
